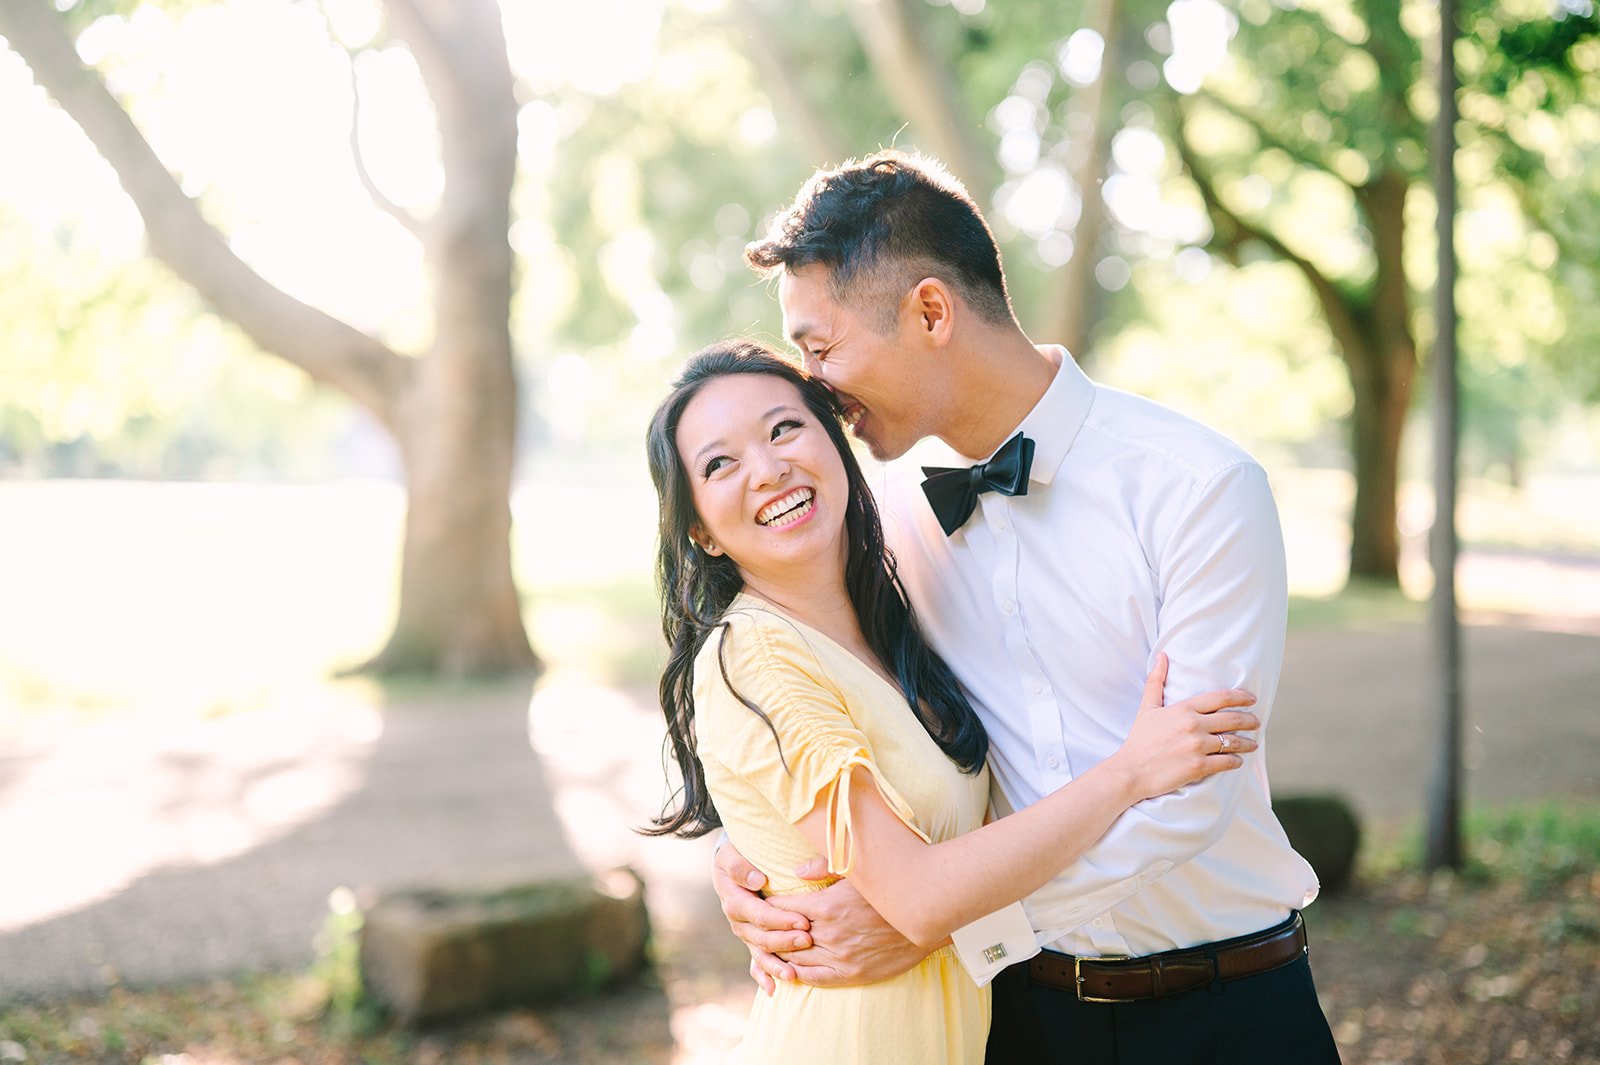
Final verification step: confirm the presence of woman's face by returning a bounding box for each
[674,373,851,589]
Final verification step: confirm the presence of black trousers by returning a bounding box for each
[985,926,1342,1065]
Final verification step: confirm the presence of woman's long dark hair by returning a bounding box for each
[641,338,988,839]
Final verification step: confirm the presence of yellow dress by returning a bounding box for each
[694,593,991,1064]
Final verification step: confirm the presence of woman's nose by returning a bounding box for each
[748,447,789,489]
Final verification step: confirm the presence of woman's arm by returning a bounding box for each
[792,655,1257,949]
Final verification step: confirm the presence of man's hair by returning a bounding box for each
[745,150,1016,332]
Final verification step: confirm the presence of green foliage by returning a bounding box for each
[1366,802,1600,895]
[1457,0,1600,405]
[1286,580,1426,630]
[3,0,1596,481]
[0,208,354,478]
[1176,0,1600,470]
[312,887,386,1036]
[1462,802,1600,894]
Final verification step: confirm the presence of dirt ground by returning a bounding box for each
[2,609,1596,1063]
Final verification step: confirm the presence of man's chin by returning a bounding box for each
[849,414,913,462]
[861,433,911,463]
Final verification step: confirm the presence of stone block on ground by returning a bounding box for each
[1274,793,1362,895]
[359,866,650,1026]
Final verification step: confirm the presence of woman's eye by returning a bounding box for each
[702,456,729,477]
[771,419,804,440]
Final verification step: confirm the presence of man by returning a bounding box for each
[711,150,1340,1063]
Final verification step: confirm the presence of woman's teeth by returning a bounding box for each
[757,488,815,527]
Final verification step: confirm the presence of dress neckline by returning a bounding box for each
[728,591,904,699]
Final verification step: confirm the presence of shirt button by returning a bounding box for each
[995,516,1009,531]
[1047,756,1060,769]
[1000,600,1015,614]
[1030,681,1043,695]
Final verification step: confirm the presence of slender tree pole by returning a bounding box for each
[1425,0,1463,871]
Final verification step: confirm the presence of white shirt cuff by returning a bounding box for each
[950,902,1040,986]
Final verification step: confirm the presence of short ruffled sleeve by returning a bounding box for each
[693,606,931,876]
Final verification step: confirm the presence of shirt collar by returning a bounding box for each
[1007,346,1094,487]
[905,346,1094,486]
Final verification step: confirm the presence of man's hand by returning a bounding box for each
[771,858,933,988]
[713,846,933,991]
[713,840,815,994]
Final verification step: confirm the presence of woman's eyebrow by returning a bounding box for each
[691,405,805,466]
[690,436,726,467]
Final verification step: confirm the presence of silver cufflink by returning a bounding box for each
[982,943,1008,964]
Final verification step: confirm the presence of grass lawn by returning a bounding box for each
[3,467,1596,732]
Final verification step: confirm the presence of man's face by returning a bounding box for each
[777,265,932,462]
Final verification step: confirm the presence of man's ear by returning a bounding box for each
[909,277,956,346]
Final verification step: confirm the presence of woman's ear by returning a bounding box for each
[688,523,723,556]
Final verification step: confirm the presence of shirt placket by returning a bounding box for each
[979,494,1070,792]
[980,493,1133,958]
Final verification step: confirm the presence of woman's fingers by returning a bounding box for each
[1198,752,1247,774]
[1211,733,1258,755]
[1202,709,1260,735]
[1138,653,1170,713]
[1178,688,1257,715]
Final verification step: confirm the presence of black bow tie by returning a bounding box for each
[920,432,1035,536]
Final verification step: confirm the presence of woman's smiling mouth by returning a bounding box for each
[756,487,816,528]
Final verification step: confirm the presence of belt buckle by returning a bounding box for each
[1074,953,1132,1003]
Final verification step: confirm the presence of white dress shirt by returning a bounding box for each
[877,348,1319,983]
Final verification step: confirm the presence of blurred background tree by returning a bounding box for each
[0,0,534,676]
[1164,0,1600,582]
[1,0,1595,670]
[538,0,1597,582]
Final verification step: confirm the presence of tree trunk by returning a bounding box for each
[1346,168,1418,585]
[1346,339,1411,582]
[375,0,536,675]
[1041,0,1123,360]
[386,377,532,674]
[731,0,853,167]
[1171,74,1420,591]
[0,0,539,676]
[842,0,994,195]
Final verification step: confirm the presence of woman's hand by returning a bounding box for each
[1111,653,1260,800]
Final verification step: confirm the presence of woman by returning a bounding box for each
[644,339,1258,1063]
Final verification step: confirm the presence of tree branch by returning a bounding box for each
[1170,101,1365,357]
[310,1,427,239]
[730,0,853,168]
[380,0,517,233]
[842,0,995,195]
[1195,87,1350,188]
[1040,0,1124,359]
[346,51,427,239]
[0,0,409,428]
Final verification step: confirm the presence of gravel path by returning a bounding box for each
[1,614,1594,1002]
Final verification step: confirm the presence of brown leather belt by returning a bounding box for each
[1027,911,1308,1003]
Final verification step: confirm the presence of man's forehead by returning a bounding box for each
[779,270,840,340]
